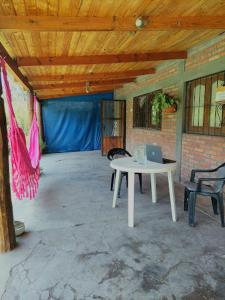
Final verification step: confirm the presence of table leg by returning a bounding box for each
[168,170,177,222]
[112,170,121,208]
[128,172,135,228]
[150,173,157,203]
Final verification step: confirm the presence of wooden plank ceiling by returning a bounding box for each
[0,0,225,99]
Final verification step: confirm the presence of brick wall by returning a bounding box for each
[117,63,179,97]
[181,36,225,182]
[126,84,178,160]
[185,37,225,71]
[181,134,225,182]
[115,35,225,183]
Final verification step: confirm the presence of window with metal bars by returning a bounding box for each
[185,71,225,136]
[133,90,161,130]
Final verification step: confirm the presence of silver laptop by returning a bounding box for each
[146,144,163,164]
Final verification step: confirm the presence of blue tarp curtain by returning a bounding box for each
[42,93,113,153]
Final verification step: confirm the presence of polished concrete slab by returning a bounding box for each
[0,151,225,300]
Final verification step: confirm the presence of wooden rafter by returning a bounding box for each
[37,84,122,97]
[0,16,225,31]
[29,68,155,82]
[33,78,135,90]
[0,43,33,92]
[40,90,114,100]
[17,51,187,66]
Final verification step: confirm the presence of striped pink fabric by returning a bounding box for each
[1,59,41,200]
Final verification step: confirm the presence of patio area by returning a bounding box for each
[0,151,224,300]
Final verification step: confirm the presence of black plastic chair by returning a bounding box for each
[107,148,143,197]
[184,162,225,227]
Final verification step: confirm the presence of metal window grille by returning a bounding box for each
[185,71,225,137]
[133,91,161,130]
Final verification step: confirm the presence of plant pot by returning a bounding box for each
[14,220,25,236]
[163,104,177,113]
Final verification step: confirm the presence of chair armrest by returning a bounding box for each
[190,167,221,182]
[197,177,225,191]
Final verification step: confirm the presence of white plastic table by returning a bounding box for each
[110,157,177,227]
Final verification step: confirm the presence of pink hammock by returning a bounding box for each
[1,58,41,200]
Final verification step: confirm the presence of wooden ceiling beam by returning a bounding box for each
[29,68,155,82]
[37,84,122,96]
[40,90,114,100]
[0,43,33,92]
[33,78,135,90]
[1,16,225,31]
[17,51,187,66]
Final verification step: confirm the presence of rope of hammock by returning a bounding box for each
[0,58,41,200]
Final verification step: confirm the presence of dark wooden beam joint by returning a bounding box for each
[0,42,33,92]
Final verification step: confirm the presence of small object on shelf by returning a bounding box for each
[14,221,25,236]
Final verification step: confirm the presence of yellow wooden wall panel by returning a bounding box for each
[0,0,16,15]
[58,0,83,17]
[23,0,37,15]
[47,0,59,16]
[0,33,15,57]
[12,0,27,15]
[81,0,102,17]
[1,29,220,59]
[20,61,157,77]
[67,32,82,55]
[77,0,94,17]
[39,32,49,55]
[1,0,225,17]
[35,0,48,15]
[14,32,30,56]
[6,32,25,56]
[22,32,36,55]
[31,32,43,56]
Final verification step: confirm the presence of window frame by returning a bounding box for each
[133,90,162,130]
[185,71,225,137]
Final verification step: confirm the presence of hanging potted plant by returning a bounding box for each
[152,91,179,115]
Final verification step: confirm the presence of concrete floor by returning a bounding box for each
[0,151,225,300]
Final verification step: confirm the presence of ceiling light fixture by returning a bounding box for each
[135,16,148,29]
[85,81,90,93]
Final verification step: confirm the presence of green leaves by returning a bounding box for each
[152,91,179,111]
[151,91,179,123]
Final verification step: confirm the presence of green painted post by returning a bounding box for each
[175,61,186,182]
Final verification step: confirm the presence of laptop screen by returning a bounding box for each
[146,144,163,163]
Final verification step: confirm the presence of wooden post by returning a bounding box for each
[36,100,44,142]
[0,72,16,252]
[27,93,34,129]
[28,94,44,141]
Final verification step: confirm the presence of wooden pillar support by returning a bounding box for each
[36,100,43,143]
[28,94,44,141]
[27,93,34,129]
[0,72,16,252]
